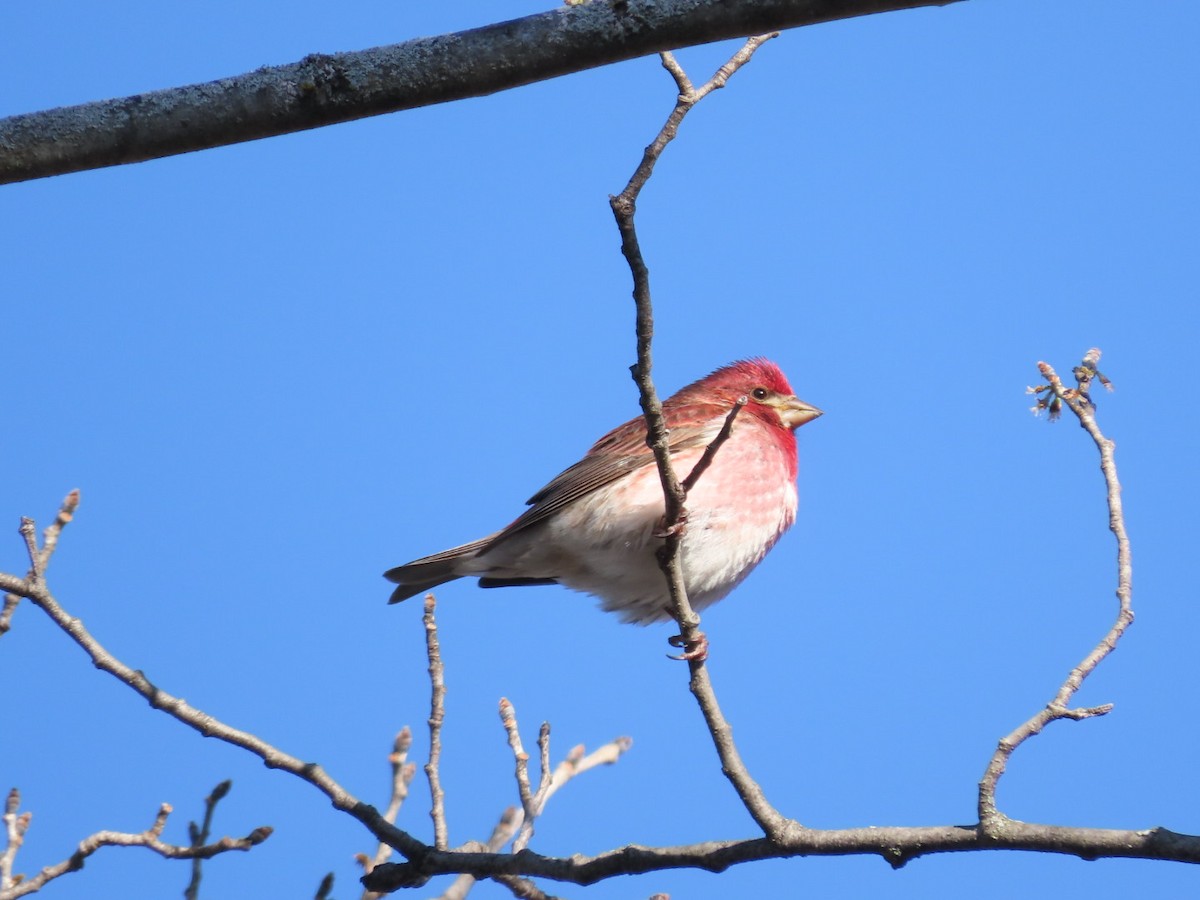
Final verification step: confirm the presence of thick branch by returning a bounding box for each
[363,821,1200,890]
[0,0,961,185]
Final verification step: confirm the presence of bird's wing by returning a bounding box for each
[482,402,726,551]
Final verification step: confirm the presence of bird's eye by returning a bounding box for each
[751,387,769,401]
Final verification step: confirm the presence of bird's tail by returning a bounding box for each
[383,536,493,604]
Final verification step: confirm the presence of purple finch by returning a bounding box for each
[385,359,821,625]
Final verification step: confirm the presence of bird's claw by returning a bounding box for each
[667,631,708,662]
[654,511,688,539]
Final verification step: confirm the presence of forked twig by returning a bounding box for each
[499,699,536,831]
[184,779,233,900]
[513,722,554,853]
[381,729,418,850]
[978,349,1134,824]
[359,728,419,897]
[1,490,79,636]
[1,795,269,900]
[499,700,633,852]
[1,789,30,893]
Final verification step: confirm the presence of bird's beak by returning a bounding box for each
[778,397,823,430]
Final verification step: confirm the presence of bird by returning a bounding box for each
[384,358,821,631]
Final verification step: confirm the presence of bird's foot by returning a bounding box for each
[667,631,708,662]
[654,511,688,539]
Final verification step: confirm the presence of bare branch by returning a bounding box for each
[427,735,633,899]
[0,597,17,638]
[17,522,39,582]
[0,798,269,900]
[184,779,233,900]
[360,729,419,898]
[0,570,434,867]
[500,699,536,837]
[1,490,79,637]
[425,595,449,850]
[513,723,553,853]
[1,789,30,893]
[363,821,1200,891]
[3,497,1191,890]
[978,349,1135,825]
[0,1,964,185]
[610,36,797,842]
[380,730,418,860]
[680,398,747,495]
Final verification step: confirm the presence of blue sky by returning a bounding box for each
[3,1,1198,898]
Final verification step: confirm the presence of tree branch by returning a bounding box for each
[183,779,233,900]
[0,463,1189,893]
[358,728,418,898]
[0,0,963,185]
[0,570,436,870]
[0,789,29,894]
[0,490,78,637]
[978,349,1134,825]
[0,796,268,900]
[362,821,1200,891]
[424,595,450,851]
[609,35,797,842]
[432,808,521,900]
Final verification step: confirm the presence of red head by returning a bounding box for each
[668,358,822,433]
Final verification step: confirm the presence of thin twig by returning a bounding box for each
[681,398,746,494]
[978,349,1134,825]
[1,490,79,636]
[499,699,536,830]
[424,595,449,850]
[17,522,39,582]
[0,799,269,900]
[615,34,779,203]
[513,723,553,852]
[360,729,418,898]
[184,779,233,900]
[1,789,29,893]
[537,724,551,794]
[535,738,634,827]
[378,729,418,863]
[477,735,632,898]
[609,34,796,842]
